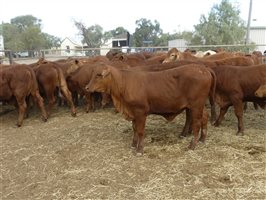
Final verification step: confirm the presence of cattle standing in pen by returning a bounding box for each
[0,64,48,126]
[210,64,266,134]
[33,62,77,117]
[85,63,215,155]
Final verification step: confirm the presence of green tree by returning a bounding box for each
[11,15,42,32]
[74,21,103,48]
[103,27,129,44]
[1,23,22,51]
[11,15,45,52]
[20,26,45,50]
[157,31,194,47]
[191,0,246,50]
[42,33,61,49]
[133,18,163,47]
[1,15,60,52]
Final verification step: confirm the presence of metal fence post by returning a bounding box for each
[8,50,13,64]
[41,50,45,58]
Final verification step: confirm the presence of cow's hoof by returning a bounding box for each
[136,152,143,157]
[71,112,77,117]
[213,122,220,127]
[236,132,244,136]
[188,141,196,150]
[179,134,186,139]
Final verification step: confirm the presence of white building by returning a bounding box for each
[0,35,4,57]
[249,26,266,53]
[168,39,188,51]
[100,32,130,55]
[100,39,112,56]
[60,37,85,56]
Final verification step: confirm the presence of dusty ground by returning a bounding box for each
[0,103,265,200]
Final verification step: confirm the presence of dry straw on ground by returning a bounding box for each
[0,104,265,200]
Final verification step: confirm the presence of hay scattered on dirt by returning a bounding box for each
[0,105,265,199]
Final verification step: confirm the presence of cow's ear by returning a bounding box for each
[74,59,79,64]
[102,68,110,77]
[119,55,124,61]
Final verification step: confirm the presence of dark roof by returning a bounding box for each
[113,32,129,40]
[250,26,266,30]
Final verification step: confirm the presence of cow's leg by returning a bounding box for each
[131,120,138,149]
[72,91,79,106]
[189,108,203,150]
[46,91,56,117]
[134,116,147,155]
[208,94,216,124]
[42,84,56,117]
[84,92,95,112]
[210,103,216,124]
[253,102,258,110]
[57,90,66,106]
[84,93,91,113]
[243,102,248,110]
[15,96,27,127]
[214,104,230,127]
[232,101,244,135]
[199,107,208,143]
[60,86,76,117]
[101,93,111,109]
[31,91,48,122]
[180,109,192,138]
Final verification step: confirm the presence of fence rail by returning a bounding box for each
[1,43,265,64]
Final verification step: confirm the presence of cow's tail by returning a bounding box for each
[207,68,217,124]
[53,64,77,116]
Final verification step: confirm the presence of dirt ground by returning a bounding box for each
[0,103,265,200]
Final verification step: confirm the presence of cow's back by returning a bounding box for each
[212,64,266,99]
[121,64,213,113]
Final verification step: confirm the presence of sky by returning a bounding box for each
[1,0,265,41]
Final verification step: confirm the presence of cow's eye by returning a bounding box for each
[96,73,102,77]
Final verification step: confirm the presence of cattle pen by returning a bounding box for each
[1,95,265,199]
[0,53,266,200]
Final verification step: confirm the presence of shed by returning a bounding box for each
[60,37,85,56]
[100,32,131,55]
[168,39,188,52]
[249,26,266,53]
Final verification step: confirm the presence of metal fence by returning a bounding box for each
[1,43,266,64]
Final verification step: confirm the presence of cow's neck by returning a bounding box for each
[109,69,134,120]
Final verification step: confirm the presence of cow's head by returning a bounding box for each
[85,64,112,93]
[66,59,80,74]
[112,53,127,62]
[255,84,266,98]
[162,48,181,63]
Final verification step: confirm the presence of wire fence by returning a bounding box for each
[1,43,266,64]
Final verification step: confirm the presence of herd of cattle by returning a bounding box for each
[0,48,266,155]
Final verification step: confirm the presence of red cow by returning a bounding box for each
[211,64,266,134]
[33,62,77,117]
[67,61,129,112]
[255,83,266,98]
[66,63,101,112]
[111,52,146,67]
[162,48,198,63]
[132,61,217,124]
[0,64,48,126]
[85,64,215,155]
